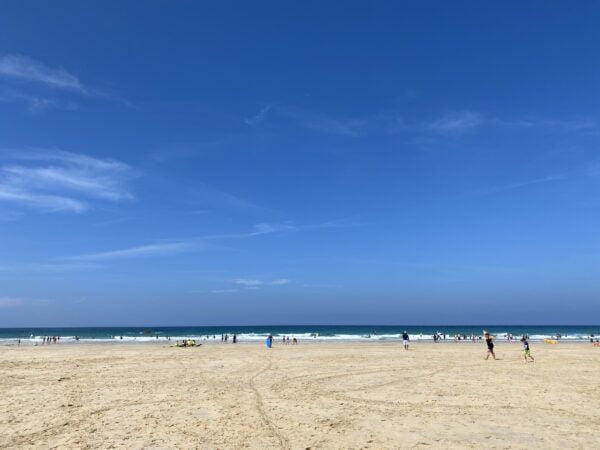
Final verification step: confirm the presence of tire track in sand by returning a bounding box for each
[249,355,290,449]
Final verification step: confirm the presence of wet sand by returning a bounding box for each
[1,342,599,448]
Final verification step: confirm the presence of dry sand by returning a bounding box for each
[1,342,599,449]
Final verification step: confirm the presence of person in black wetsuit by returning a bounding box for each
[484,331,496,360]
[402,331,410,350]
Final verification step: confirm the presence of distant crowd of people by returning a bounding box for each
[431,333,484,342]
[281,336,298,345]
[262,334,299,347]
[12,330,600,351]
[221,334,237,343]
[41,336,61,344]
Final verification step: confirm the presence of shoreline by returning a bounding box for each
[3,326,598,347]
[2,339,597,347]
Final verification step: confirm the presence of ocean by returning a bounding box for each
[1,325,599,344]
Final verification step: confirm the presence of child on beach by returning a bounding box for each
[484,331,496,360]
[521,336,534,362]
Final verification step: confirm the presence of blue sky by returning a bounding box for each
[1,1,599,326]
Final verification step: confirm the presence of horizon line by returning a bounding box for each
[2,323,600,329]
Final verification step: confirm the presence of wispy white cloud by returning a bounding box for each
[246,104,598,139]
[14,149,130,174]
[0,187,86,213]
[203,220,357,242]
[0,214,348,279]
[0,297,23,308]
[473,175,566,196]
[423,111,485,135]
[60,218,353,264]
[0,54,130,110]
[2,165,130,201]
[245,105,375,137]
[304,115,367,137]
[250,222,297,234]
[247,219,359,236]
[420,111,598,136]
[207,277,291,294]
[301,283,342,288]
[0,87,79,112]
[0,149,133,214]
[0,262,101,273]
[189,184,273,216]
[64,224,284,263]
[491,117,598,132]
[304,218,362,230]
[196,223,293,242]
[233,278,264,286]
[68,241,205,262]
[244,104,273,126]
[0,54,87,93]
[1,217,353,275]
[233,278,291,286]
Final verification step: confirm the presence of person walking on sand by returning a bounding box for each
[521,336,534,362]
[402,331,410,350]
[484,331,496,360]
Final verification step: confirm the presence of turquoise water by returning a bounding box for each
[1,325,599,343]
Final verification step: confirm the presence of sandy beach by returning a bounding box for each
[1,342,599,449]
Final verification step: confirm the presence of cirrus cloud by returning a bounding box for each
[0,149,134,214]
[0,297,23,308]
[233,278,291,286]
[0,54,87,93]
